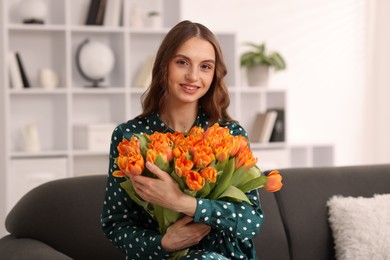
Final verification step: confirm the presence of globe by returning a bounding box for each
[76,39,115,87]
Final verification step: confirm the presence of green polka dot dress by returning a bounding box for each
[101,109,264,260]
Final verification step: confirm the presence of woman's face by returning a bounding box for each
[167,37,215,106]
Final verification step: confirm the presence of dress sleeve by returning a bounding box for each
[193,189,263,240]
[100,125,171,259]
[192,122,264,240]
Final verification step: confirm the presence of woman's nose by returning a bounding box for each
[185,67,199,82]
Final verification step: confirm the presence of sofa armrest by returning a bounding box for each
[0,235,72,260]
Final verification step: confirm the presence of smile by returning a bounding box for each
[181,84,200,91]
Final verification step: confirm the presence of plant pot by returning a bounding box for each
[246,65,269,86]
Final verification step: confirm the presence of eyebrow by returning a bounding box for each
[174,54,215,64]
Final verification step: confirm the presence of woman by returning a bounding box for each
[101,20,264,259]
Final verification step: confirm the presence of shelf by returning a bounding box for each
[8,24,66,32]
[73,150,109,156]
[10,88,67,95]
[71,88,126,94]
[11,150,68,159]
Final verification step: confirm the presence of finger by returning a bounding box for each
[146,162,170,181]
[177,216,194,226]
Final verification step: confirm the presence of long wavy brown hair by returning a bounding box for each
[139,20,233,124]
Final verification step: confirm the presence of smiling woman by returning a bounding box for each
[100,20,264,260]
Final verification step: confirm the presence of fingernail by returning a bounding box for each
[146,161,153,168]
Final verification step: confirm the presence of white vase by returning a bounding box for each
[39,68,59,89]
[130,4,144,28]
[148,15,161,29]
[247,65,270,87]
[19,0,48,24]
[23,123,41,152]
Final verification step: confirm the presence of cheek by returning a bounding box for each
[203,73,215,89]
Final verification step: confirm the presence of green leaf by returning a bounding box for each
[217,185,253,205]
[237,176,268,193]
[207,158,235,200]
[231,165,261,187]
[183,189,197,197]
[197,180,211,198]
[170,169,187,190]
[155,154,171,173]
[134,133,150,157]
[230,165,246,186]
[153,205,183,234]
[119,179,153,216]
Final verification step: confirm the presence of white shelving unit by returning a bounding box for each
[0,0,333,236]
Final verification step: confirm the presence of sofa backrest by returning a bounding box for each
[254,189,290,260]
[274,164,390,260]
[5,175,126,260]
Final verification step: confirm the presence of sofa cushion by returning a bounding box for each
[274,164,390,260]
[327,193,390,260]
[5,175,125,260]
[0,235,72,260]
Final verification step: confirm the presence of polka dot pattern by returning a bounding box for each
[100,109,264,259]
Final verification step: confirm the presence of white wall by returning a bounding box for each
[369,0,390,164]
[180,0,383,166]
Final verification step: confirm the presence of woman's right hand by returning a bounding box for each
[161,216,211,252]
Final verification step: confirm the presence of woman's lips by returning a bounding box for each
[180,84,200,94]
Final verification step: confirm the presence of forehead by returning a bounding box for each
[175,37,215,61]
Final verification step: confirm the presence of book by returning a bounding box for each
[134,56,155,88]
[95,0,107,25]
[259,110,278,143]
[103,0,122,26]
[270,109,285,142]
[15,52,31,88]
[86,0,101,25]
[8,52,23,89]
[250,112,267,142]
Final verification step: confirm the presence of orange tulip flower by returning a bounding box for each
[116,153,144,176]
[214,142,230,162]
[200,167,217,183]
[117,136,141,156]
[186,170,204,191]
[235,147,257,170]
[265,170,283,192]
[174,156,194,177]
[191,140,215,168]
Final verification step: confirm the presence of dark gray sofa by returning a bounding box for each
[1,164,389,260]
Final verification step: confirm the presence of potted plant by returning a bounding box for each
[240,42,286,86]
[147,11,161,29]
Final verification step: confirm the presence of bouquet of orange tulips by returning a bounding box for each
[113,123,282,258]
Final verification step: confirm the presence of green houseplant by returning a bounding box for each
[240,42,286,86]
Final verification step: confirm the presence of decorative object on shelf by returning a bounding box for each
[15,52,31,88]
[103,0,122,27]
[76,39,115,87]
[73,123,116,152]
[19,0,48,24]
[8,52,24,89]
[85,0,107,26]
[240,42,286,86]
[129,3,144,28]
[250,111,278,143]
[147,11,161,29]
[22,122,41,152]
[38,68,59,89]
[133,55,155,88]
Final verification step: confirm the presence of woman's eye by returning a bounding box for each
[176,60,188,65]
[201,64,213,70]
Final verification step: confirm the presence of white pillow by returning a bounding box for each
[327,194,390,260]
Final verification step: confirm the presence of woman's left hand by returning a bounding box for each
[130,162,197,216]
